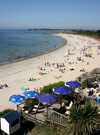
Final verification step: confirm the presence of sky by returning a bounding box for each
[0,0,100,29]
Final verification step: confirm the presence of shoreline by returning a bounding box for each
[0,34,67,67]
[0,33,100,111]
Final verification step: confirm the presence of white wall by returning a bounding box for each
[1,118,10,135]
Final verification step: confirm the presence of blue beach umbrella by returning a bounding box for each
[65,81,81,89]
[9,95,25,105]
[38,93,57,106]
[23,91,39,99]
[53,86,72,95]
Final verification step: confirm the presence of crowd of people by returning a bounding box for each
[37,43,100,78]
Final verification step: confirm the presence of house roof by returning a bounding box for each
[3,111,20,125]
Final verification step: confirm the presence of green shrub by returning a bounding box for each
[81,79,88,89]
[40,81,65,93]
[67,100,99,135]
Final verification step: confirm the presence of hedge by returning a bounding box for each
[40,81,65,93]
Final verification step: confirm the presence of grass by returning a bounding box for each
[31,125,56,135]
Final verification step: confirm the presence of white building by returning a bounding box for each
[0,111,20,135]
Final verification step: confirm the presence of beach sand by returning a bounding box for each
[0,33,100,111]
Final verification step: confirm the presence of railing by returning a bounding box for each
[47,108,68,127]
[22,108,68,127]
[22,112,46,124]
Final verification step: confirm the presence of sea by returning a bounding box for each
[0,29,65,65]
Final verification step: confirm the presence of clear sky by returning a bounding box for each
[0,0,100,29]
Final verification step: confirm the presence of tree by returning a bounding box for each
[66,100,99,135]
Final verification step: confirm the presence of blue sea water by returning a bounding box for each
[0,29,65,65]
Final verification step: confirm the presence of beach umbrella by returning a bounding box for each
[38,93,57,106]
[53,86,72,106]
[9,95,25,105]
[53,86,72,95]
[23,90,39,99]
[37,93,58,116]
[65,81,81,89]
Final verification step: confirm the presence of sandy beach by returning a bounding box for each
[0,33,100,111]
